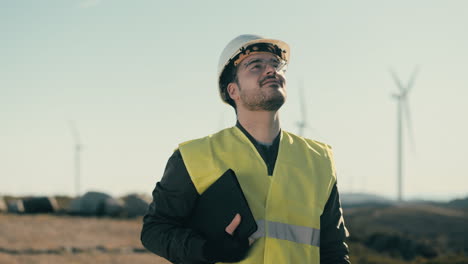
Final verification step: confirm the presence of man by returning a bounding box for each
[141,34,351,264]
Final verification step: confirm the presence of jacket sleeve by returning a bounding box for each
[319,183,351,264]
[141,150,209,264]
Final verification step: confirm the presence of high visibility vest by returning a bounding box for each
[179,126,337,264]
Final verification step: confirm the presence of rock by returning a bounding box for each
[7,199,24,213]
[122,194,151,217]
[0,197,7,213]
[67,191,124,216]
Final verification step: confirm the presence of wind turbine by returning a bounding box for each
[389,66,419,202]
[296,78,307,137]
[68,121,83,197]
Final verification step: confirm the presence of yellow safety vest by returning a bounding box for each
[179,126,337,264]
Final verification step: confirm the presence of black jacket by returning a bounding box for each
[141,123,351,264]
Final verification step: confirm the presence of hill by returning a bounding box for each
[345,202,468,263]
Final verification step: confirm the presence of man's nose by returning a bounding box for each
[264,63,277,76]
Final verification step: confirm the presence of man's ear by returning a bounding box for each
[227,82,239,102]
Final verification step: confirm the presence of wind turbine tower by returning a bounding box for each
[389,67,419,202]
[296,79,307,137]
[69,121,83,197]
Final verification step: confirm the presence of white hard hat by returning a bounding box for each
[217,34,290,106]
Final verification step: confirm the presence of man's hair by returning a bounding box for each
[220,63,238,109]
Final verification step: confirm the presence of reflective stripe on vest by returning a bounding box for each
[250,220,320,247]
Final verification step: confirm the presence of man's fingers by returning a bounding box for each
[225,213,241,235]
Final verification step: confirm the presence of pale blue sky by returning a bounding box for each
[1,0,467,201]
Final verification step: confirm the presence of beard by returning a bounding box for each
[238,81,286,111]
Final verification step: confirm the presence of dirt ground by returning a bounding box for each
[3,208,467,264]
[0,213,170,264]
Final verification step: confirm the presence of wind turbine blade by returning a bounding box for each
[404,65,420,96]
[389,68,405,93]
[402,99,416,153]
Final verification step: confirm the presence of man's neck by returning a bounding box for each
[236,110,281,144]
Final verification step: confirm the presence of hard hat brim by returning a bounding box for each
[218,38,290,77]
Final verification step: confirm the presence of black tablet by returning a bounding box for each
[187,169,258,241]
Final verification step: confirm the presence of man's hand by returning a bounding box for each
[226,214,255,245]
[225,213,241,235]
[202,213,250,263]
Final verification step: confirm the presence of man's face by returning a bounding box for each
[230,52,287,111]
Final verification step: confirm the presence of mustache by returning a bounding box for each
[259,76,284,86]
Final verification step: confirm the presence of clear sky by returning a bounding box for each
[1,0,467,201]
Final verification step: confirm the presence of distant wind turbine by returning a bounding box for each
[68,121,83,197]
[389,66,419,202]
[296,78,307,137]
